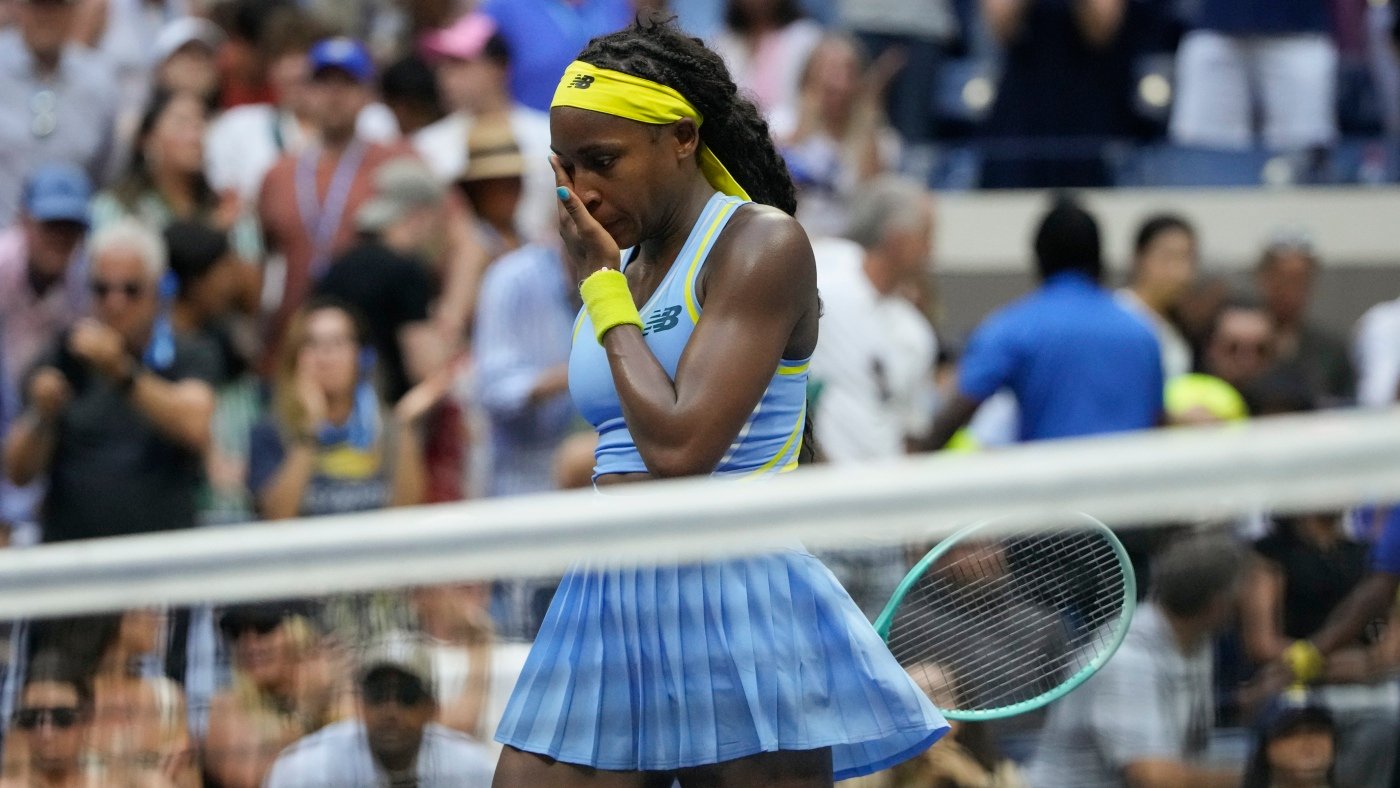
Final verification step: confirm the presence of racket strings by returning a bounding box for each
[891,536,1117,661]
[889,528,1128,713]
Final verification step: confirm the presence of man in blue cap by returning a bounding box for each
[0,163,92,530]
[258,37,415,377]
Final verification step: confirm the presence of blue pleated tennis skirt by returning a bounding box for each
[494,547,949,780]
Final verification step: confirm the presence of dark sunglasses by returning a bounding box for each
[13,707,80,730]
[362,680,429,708]
[219,617,282,640]
[89,280,146,300]
[1223,339,1272,358]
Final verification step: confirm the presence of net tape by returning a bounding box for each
[2,408,1399,619]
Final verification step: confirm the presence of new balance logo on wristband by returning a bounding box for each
[568,75,595,89]
[643,305,682,335]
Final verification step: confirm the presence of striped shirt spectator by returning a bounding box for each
[470,243,578,498]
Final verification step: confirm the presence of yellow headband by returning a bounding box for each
[551,60,751,201]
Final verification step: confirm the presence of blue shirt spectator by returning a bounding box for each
[479,0,633,113]
[959,271,1164,441]
[472,243,578,497]
[1372,507,1400,576]
[926,198,1162,448]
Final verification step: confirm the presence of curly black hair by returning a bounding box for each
[576,18,798,216]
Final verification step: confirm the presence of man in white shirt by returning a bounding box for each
[811,176,937,464]
[1115,214,1198,381]
[1354,295,1400,407]
[414,12,554,245]
[1029,534,1243,788]
[265,633,495,788]
[809,176,936,616]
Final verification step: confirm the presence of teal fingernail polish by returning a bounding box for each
[557,187,569,201]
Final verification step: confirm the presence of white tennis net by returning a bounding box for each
[2,407,1399,619]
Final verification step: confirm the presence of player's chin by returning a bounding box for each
[602,219,635,248]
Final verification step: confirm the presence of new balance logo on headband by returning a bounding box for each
[568,75,595,89]
[643,305,682,335]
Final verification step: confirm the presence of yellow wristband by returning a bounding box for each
[580,269,642,344]
[1283,640,1325,684]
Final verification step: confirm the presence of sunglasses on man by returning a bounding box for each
[219,616,283,641]
[13,706,80,730]
[89,279,147,300]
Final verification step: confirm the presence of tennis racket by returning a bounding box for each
[874,512,1136,721]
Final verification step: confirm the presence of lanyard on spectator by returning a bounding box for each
[295,139,367,279]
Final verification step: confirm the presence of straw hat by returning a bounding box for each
[459,118,525,183]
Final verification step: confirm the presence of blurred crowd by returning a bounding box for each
[0,0,1395,786]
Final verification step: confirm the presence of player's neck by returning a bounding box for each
[637,178,715,271]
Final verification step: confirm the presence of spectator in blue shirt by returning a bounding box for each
[922,197,1162,449]
[1171,0,1337,150]
[478,0,633,113]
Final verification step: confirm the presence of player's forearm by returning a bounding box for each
[603,328,717,478]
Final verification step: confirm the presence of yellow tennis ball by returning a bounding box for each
[1165,374,1248,424]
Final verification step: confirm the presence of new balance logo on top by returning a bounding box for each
[643,305,682,335]
[568,75,595,89]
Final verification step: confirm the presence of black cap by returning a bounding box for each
[217,600,312,638]
[1260,700,1334,741]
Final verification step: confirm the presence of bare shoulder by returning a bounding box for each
[706,203,816,291]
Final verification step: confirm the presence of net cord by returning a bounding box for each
[1,409,1398,619]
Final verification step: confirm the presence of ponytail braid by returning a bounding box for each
[576,18,798,216]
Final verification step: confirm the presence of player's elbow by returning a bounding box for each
[640,439,723,480]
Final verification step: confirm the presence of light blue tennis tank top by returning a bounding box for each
[569,192,811,480]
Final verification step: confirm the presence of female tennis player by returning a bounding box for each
[491,19,947,787]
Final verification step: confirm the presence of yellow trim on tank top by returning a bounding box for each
[777,360,810,375]
[742,403,806,479]
[572,311,587,343]
[684,200,740,323]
